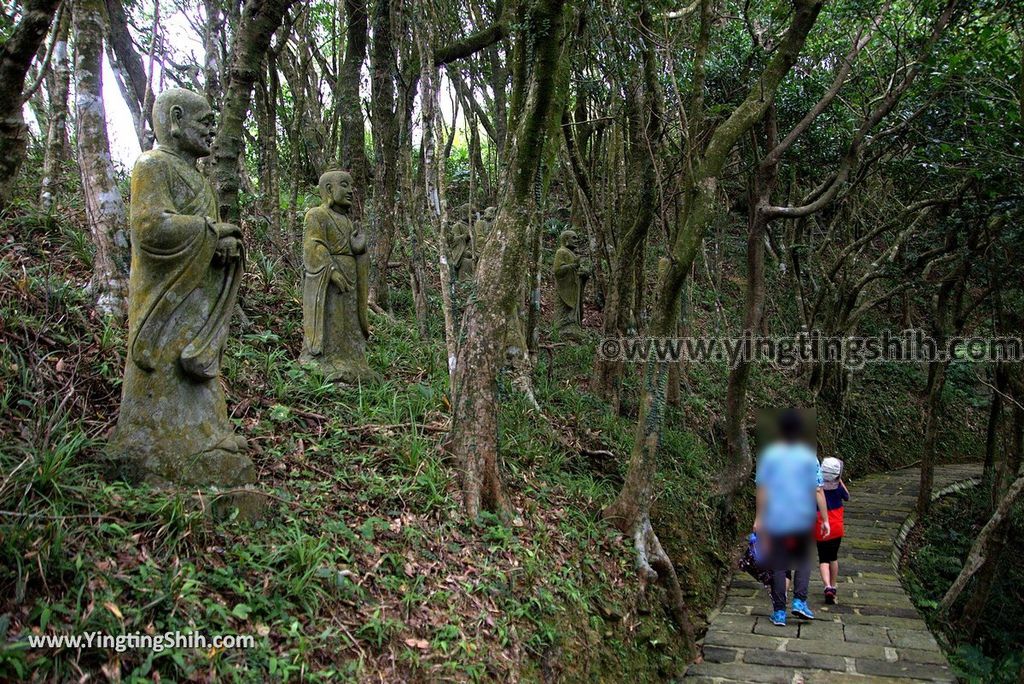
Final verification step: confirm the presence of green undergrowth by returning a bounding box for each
[903,486,1024,683]
[0,202,732,682]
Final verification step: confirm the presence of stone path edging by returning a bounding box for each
[684,463,981,683]
[890,477,980,572]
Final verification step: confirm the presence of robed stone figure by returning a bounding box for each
[300,170,380,384]
[109,88,253,488]
[450,220,475,280]
[553,229,590,340]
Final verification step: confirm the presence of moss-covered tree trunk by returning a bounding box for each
[341,0,369,216]
[0,0,62,206]
[211,0,296,221]
[73,0,129,318]
[450,0,570,519]
[40,8,71,211]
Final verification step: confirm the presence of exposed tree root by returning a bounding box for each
[628,514,697,657]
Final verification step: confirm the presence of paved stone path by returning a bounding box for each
[685,463,981,683]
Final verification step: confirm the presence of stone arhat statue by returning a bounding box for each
[300,169,381,384]
[450,219,475,280]
[108,88,253,489]
[553,228,590,340]
[473,206,496,255]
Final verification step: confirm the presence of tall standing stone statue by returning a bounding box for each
[300,170,381,384]
[553,229,590,340]
[109,88,253,488]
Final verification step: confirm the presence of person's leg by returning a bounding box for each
[817,541,831,586]
[792,536,811,602]
[830,560,839,585]
[768,536,788,612]
[770,567,788,613]
[818,539,839,602]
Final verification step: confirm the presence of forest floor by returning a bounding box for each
[687,463,980,683]
[0,168,987,681]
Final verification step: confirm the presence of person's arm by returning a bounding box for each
[816,488,830,538]
[839,478,850,501]
[754,486,766,533]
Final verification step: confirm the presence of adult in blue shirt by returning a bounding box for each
[753,409,829,626]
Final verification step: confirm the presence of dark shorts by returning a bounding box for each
[817,537,842,563]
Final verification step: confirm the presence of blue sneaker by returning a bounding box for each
[770,609,787,626]
[792,598,814,620]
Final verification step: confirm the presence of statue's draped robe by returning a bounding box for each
[301,205,377,383]
[554,245,587,333]
[110,146,250,487]
[473,217,492,256]
[451,221,474,280]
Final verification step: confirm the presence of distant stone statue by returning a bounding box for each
[109,88,253,489]
[553,229,590,339]
[300,170,380,384]
[450,220,475,280]
[473,206,496,255]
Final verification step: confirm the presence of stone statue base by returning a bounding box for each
[107,442,255,490]
[555,318,588,342]
[300,353,382,385]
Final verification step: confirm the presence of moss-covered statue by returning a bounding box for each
[450,219,475,280]
[473,206,496,255]
[553,229,590,340]
[108,88,253,488]
[300,170,381,384]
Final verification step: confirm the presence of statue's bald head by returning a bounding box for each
[319,170,354,210]
[559,229,578,248]
[152,88,215,157]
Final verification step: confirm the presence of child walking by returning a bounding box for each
[816,457,849,604]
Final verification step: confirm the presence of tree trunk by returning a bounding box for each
[254,58,280,239]
[73,0,129,318]
[39,8,71,211]
[202,0,224,109]
[368,0,401,312]
[723,205,769,496]
[938,471,1024,617]
[103,0,154,148]
[211,0,296,221]
[415,3,455,368]
[340,0,369,217]
[0,0,62,206]
[983,362,1008,491]
[450,0,570,520]
[724,114,779,498]
[593,14,663,407]
[916,358,948,518]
